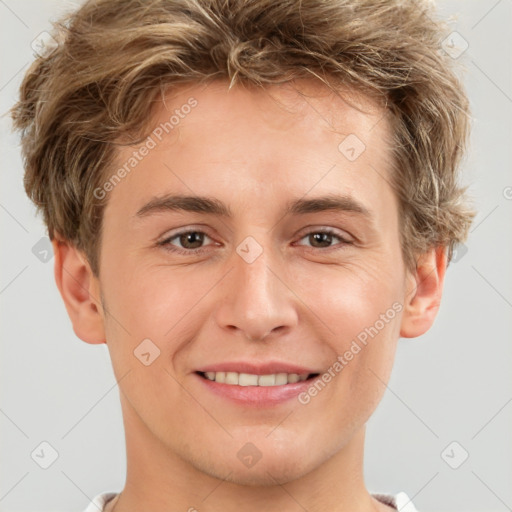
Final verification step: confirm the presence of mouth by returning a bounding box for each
[196,371,320,386]
[194,370,322,407]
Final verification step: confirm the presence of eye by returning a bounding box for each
[296,228,352,250]
[158,229,215,255]
[157,227,352,256]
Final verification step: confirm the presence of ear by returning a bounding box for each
[400,246,447,338]
[51,235,106,344]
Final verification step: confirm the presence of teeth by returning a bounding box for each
[225,372,238,385]
[275,373,288,385]
[239,373,259,386]
[203,371,310,386]
[258,374,275,386]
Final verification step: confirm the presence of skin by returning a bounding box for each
[52,79,446,512]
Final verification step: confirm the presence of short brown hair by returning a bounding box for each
[11,0,476,277]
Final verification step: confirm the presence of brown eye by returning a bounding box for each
[159,230,215,254]
[296,229,352,250]
[308,232,334,248]
[178,231,205,249]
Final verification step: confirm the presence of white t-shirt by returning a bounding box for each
[83,490,419,511]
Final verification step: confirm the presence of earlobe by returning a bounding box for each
[399,246,447,339]
[51,235,106,344]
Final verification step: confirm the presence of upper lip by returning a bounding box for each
[195,361,320,376]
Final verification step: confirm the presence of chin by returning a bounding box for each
[225,469,299,487]
[193,446,314,487]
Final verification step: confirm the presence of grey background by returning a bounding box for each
[1,1,511,511]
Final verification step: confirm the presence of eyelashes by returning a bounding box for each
[157,228,353,256]
[158,230,214,255]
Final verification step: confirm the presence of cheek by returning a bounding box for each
[104,260,214,342]
[296,254,403,341]
[297,259,402,407]
[100,264,209,425]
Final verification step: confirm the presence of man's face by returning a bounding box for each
[95,79,410,484]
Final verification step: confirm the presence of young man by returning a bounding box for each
[12,0,475,510]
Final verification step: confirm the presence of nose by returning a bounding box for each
[213,240,299,342]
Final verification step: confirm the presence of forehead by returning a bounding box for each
[105,78,396,223]
[156,78,388,146]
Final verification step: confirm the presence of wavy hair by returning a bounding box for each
[11,0,476,276]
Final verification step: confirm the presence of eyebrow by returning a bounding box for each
[135,193,372,220]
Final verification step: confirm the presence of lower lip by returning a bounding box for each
[194,372,319,407]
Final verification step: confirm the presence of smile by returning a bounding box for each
[199,371,317,386]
